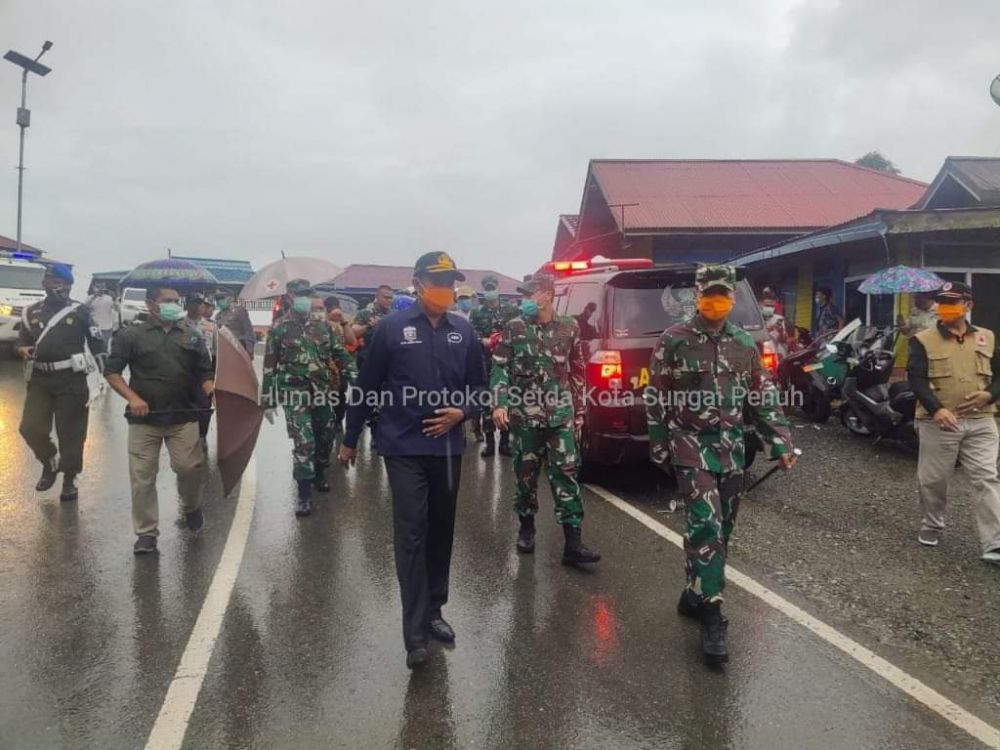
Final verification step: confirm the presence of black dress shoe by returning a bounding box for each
[59,475,79,502]
[133,535,158,555]
[36,458,59,492]
[406,647,428,669]
[428,617,456,643]
[185,508,204,532]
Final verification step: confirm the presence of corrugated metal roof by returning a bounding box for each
[916,157,1000,209]
[172,255,254,283]
[588,159,928,231]
[332,264,522,295]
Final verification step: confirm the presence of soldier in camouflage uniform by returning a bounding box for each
[263,279,358,517]
[491,272,600,565]
[646,264,795,664]
[472,274,517,458]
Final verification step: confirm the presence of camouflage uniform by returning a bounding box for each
[490,279,587,526]
[472,274,517,452]
[262,286,358,482]
[646,265,792,604]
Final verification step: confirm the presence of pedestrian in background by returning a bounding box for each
[813,286,844,337]
[339,252,486,670]
[104,285,214,555]
[759,286,787,356]
[214,288,256,357]
[184,293,218,442]
[491,272,601,566]
[646,264,795,665]
[85,285,118,343]
[899,292,937,337]
[471,274,516,458]
[454,285,476,320]
[17,264,106,503]
[907,281,1000,565]
[262,280,357,517]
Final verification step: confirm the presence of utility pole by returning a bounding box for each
[4,41,53,252]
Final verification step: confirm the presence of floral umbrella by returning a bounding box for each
[857,266,944,295]
[120,258,219,288]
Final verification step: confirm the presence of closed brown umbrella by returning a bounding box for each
[215,327,264,496]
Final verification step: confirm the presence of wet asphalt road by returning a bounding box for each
[0,358,996,749]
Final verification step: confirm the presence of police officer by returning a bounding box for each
[471,274,516,458]
[491,272,601,566]
[17,264,106,502]
[263,279,357,517]
[339,252,486,670]
[646,264,795,665]
[907,281,1000,564]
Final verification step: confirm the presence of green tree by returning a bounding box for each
[854,151,900,175]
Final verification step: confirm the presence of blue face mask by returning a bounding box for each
[292,297,311,314]
[457,298,474,312]
[484,290,499,302]
[158,302,183,322]
[520,299,539,318]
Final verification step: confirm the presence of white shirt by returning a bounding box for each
[87,293,117,330]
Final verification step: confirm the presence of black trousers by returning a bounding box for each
[19,371,89,476]
[384,454,462,651]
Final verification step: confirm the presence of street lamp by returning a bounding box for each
[991,74,1000,108]
[4,40,53,253]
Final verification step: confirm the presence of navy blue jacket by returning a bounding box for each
[343,305,487,456]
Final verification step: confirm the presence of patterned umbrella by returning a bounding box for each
[857,266,944,295]
[119,258,219,288]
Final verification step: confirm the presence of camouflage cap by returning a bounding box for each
[695,264,736,294]
[481,273,499,291]
[516,272,556,295]
[286,278,313,295]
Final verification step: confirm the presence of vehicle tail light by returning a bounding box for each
[589,350,623,390]
[271,298,283,322]
[761,339,779,373]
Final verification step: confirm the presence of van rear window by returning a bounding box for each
[611,281,762,338]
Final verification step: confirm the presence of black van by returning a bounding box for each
[547,258,775,473]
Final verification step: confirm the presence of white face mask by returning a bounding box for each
[761,305,775,318]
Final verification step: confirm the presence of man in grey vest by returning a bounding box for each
[907,281,1000,565]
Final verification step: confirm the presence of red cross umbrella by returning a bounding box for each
[215,327,264,496]
[239,256,343,300]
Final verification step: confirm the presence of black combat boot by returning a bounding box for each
[59,474,79,502]
[516,514,536,553]
[36,456,59,492]
[313,465,331,493]
[497,430,512,457]
[677,588,703,619]
[700,602,729,665]
[561,525,601,565]
[295,480,313,517]
[480,429,496,458]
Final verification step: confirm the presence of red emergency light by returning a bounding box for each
[543,258,654,275]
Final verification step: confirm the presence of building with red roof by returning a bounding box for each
[552,159,927,263]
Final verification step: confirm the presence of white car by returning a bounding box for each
[118,287,149,326]
[0,253,47,348]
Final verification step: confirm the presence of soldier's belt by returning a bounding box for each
[32,358,75,373]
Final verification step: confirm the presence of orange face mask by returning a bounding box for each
[419,284,455,315]
[698,295,734,321]
[936,302,966,323]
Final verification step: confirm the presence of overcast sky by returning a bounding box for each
[2,0,999,289]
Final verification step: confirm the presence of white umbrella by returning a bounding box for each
[240,256,343,300]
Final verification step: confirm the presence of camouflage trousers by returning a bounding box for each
[675,467,745,603]
[511,424,584,527]
[281,393,336,481]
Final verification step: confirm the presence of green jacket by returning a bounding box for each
[645,315,792,472]
[262,314,357,403]
[470,302,517,340]
[490,314,585,428]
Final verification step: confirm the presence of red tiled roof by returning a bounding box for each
[587,159,928,231]
[332,264,522,295]
[559,214,579,236]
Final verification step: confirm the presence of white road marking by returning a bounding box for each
[585,482,1000,750]
[144,460,257,750]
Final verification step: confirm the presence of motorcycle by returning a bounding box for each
[778,319,863,423]
[839,342,918,448]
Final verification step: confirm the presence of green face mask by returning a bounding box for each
[158,302,183,322]
[216,298,229,311]
[292,297,311,314]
